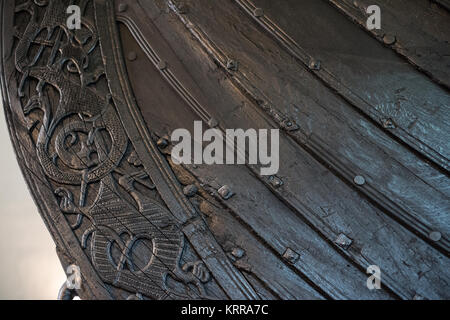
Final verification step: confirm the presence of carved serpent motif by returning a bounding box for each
[82,175,186,299]
[16,0,127,185]
[14,0,211,299]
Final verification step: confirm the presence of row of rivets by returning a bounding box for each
[203,171,442,246]
[349,176,443,244]
[127,52,169,74]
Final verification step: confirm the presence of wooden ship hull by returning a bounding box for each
[0,0,449,299]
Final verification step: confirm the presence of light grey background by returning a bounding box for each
[0,99,66,300]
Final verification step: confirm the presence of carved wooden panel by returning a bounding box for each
[1,0,448,300]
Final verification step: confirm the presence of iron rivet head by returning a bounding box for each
[183,184,198,197]
[382,118,396,129]
[208,117,219,128]
[118,3,128,13]
[383,34,396,45]
[253,8,264,18]
[283,248,300,264]
[157,137,169,149]
[175,2,188,14]
[282,119,299,131]
[226,59,239,71]
[269,176,284,188]
[429,231,442,242]
[128,51,137,61]
[354,175,366,186]
[309,58,321,71]
[335,233,353,250]
[157,60,167,70]
[218,185,234,200]
[231,247,245,259]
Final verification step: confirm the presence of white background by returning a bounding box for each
[0,99,66,300]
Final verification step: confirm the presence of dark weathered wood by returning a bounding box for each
[118,17,390,300]
[1,0,449,300]
[167,160,326,300]
[0,0,112,300]
[327,0,450,90]
[433,0,450,11]
[1,0,257,300]
[235,0,450,172]
[98,0,259,300]
[230,0,450,252]
[147,0,450,299]
[117,0,450,299]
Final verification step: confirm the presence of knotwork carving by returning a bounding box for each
[13,0,211,299]
[16,0,127,185]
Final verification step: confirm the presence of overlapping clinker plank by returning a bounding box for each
[133,0,448,299]
[121,0,393,299]
[164,0,450,253]
[168,162,326,300]
[116,20,327,300]
[235,0,450,253]
[327,0,450,90]
[236,0,450,172]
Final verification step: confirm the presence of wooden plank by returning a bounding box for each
[327,0,450,90]
[117,19,323,300]
[118,8,392,299]
[98,0,260,300]
[167,162,326,300]
[236,0,450,252]
[122,0,449,299]
[0,0,112,300]
[235,0,450,172]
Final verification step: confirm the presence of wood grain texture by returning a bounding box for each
[117,0,449,299]
[233,0,450,252]
[328,0,450,90]
[1,0,449,300]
